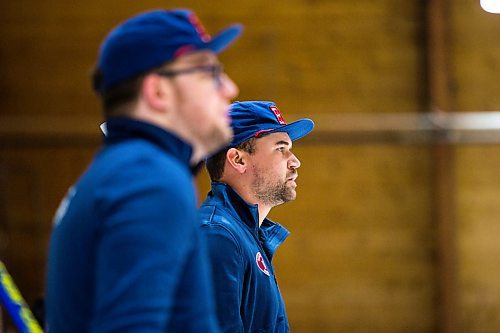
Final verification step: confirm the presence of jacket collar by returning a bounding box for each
[209,182,290,258]
[104,117,196,173]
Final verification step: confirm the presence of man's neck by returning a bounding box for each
[222,180,272,227]
[256,204,272,227]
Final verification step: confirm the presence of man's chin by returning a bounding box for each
[204,127,233,156]
[216,125,233,147]
[284,189,297,203]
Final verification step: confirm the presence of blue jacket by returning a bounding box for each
[199,182,290,333]
[46,117,220,332]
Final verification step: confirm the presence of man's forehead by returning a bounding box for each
[257,131,292,145]
[173,50,218,66]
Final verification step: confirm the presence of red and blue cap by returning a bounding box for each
[229,101,314,147]
[94,9,243,93]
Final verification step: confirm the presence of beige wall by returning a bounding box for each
[2,1,500,332]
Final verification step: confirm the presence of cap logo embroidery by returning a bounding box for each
[256,252,270,276]
[270,105,286,125]
[188,13,211,42]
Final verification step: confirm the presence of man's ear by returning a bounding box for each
[141,74,171,112]
[226,148,247,174]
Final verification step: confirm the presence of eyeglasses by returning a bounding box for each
[155,64,224,88]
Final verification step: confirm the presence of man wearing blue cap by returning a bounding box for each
[46,9,242,332]
[200,101,314,332]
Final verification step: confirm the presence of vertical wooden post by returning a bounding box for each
[425,0,459,332]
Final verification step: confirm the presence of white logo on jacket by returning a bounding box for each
[255,252,270,276]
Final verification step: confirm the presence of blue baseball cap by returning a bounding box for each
[229,101,314,147]
[94,9,243,93]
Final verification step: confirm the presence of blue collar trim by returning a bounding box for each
[210,182,290,257]
[104,117,194,171]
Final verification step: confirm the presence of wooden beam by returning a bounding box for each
[300,112,500,145]
[0,115,101,147]
[425,0,460,332]
[3,112,500,147]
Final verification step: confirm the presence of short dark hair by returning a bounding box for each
[92,68,146,118]
[206,138,256,181]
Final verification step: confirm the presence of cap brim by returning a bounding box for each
[265,118,315,141]
[205,24,243,53]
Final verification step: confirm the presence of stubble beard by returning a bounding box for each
[199,122,233,158]
[251,165,297,207]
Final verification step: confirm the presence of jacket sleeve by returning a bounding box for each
[201,224,245,333]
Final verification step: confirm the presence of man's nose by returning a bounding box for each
[289,153,301,169]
